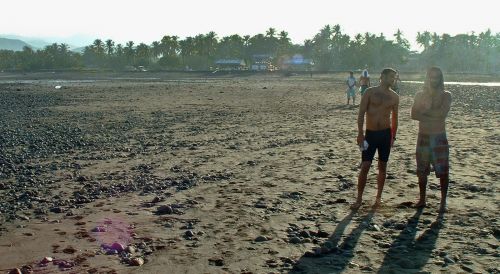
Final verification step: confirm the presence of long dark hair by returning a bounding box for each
[423,66,444,93]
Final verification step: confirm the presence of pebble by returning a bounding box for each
[255,235,269,242]
[361,265,373,271]
[156,205,173,215]
[299,230,311,238]
[112,242,126,252]
[129,257,144,266]
[443,255,455,264]
[433,260,446,266]
[208,257,224,266]
[40,257,53,264]
[126,246,136,253]
[289,236,302,244]
[91,226,107,232]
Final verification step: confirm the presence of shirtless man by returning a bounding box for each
[352,68,399,209]
[359,67,371,96]
[411,67,451,212]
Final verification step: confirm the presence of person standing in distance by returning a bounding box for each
[346,71,357,105]
[359,66,371,96]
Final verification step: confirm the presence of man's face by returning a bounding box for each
[428,70,442,89]
[382,72,396,87]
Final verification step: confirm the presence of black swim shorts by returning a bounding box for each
[362,128,391,162]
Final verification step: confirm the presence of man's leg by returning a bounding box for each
[415,134,430,208]
[374,161,387,207]
[438,175,449,212]
[351,161,371,209]
[415,174,428,207]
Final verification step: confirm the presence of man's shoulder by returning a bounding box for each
[365,86,376,94]
[391,90,400,99]
[442,90,452,102]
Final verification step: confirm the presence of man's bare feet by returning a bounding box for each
[373,199,383,208]
[350,201,362,210]
[413,200,426,208]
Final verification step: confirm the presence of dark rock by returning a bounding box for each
[289,237,302,244]
[316,230,329,238]
[49,207,64,213]
[156,205,173,215]
[460,264,474,272]
[208,257,224,266]
[299,230,311,238]
[255,235,269,242]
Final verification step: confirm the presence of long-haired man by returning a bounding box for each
[411,67,452,212]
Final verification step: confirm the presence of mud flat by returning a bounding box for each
[0,73,498,273]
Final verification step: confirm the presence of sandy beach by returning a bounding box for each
[0,72,498,274]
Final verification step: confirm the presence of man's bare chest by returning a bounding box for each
[370,92,394,109]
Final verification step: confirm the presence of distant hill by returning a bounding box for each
[1,35,51,49]
[0,34,94,52]
[71,46,86,53]
[0,37,33,51]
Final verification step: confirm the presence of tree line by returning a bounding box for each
[0,25,498,73]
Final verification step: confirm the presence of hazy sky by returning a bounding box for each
[2,0,497,49]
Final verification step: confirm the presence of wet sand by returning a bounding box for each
[0,72,498,273]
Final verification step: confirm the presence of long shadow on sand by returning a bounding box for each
[376,209,444,273]
[289,208,375,273]
[327,104,358,111]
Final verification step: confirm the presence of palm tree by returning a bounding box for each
[179,37,195,67]
[266,27,276,38]
[160,35,179,57]
[135,43,150,66]
[92,39,105,55]
[394,29,410,50]
[217,34,244,58]
[416,31,432,50]
[205,31,218,58]
[124,41,135,64]
[105,39,115,56]
[151,41,161,59]
[115,44,124,57]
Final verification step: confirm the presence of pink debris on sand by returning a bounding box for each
[91,226,107,232]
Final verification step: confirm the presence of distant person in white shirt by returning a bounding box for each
[346,71,357,105]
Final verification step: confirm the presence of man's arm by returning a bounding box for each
[411,92,428,121]
[357,90,370,145]
[426,92,452,120]
[391,95,399,146]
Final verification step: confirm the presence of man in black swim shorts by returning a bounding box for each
[352,68,399,210]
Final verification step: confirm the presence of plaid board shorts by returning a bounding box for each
[416,132,449,178]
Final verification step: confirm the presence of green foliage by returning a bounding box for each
[0,27,498,73]
[158,55,181,69]
[415,29,500,72]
